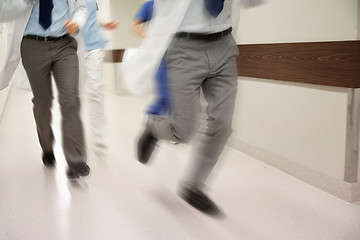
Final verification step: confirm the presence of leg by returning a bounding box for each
[185,34,239,190]
[76,36,87,100]
[179,35,238,215]
[86,48,106,145]
[51,37,88,176]
[148,37,209,142]
[21,38,55,166]
[137,37,207,164]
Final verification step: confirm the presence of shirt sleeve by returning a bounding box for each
[71,0,87,30]
[134,1,154,22]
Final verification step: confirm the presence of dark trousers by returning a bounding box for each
[21,36,86,165]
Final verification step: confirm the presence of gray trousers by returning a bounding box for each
[21,36,86,165]
[148,33,239,189]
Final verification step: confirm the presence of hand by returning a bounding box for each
[64,20,78,35]
[130,21,147,38]
[103,21,119,31]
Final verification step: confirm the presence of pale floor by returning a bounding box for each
[0,87,360,240]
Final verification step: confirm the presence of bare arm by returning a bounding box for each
[100,21,119,31]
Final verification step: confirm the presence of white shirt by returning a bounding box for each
[178,0,232,33]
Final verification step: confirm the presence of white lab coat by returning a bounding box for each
[0,0,88,91]
[0,0,29,22]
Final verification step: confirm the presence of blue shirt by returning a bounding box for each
[24,0,71,37]
[81,0,107,51]
[134,0,153,23]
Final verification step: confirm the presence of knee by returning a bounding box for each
[172,124,195,143]
[32,96,52,110]
[59,94,80,113]
[88,85,104,99]
[208,119,233,140]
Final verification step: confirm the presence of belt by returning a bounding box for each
[175,27,232,41]
[23,34,69,42]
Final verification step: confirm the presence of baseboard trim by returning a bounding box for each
[228,138,360,202]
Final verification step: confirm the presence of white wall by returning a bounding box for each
[0,22,12,127]
[231,79,348,179]
[230,0,358,182]
[236,0,358,44]
[106,0,144,49]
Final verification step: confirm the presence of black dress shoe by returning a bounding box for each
[66,168,79,180]
[179,187,221,216]
[73,162,90,176]
[42,151,56,167]
[66,162,90,180]
[137,129,158,164]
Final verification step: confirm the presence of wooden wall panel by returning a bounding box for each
[105,40,360,88]
[104,49,125,63]
[237,41,360,88]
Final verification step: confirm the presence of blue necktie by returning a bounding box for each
[205,0,224,18]
[39,0,54,30]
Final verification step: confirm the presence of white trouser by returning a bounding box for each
[85,48,106,140]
